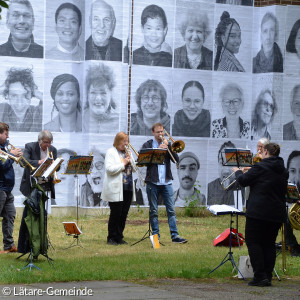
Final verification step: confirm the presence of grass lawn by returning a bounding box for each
[0,207,299,284]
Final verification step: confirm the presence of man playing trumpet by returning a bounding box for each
[0,122,22,254]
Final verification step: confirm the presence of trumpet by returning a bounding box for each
[0,143,36,172]
[125,144,145,186]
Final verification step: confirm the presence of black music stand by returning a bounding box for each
[221,148,252,247]
[208,205,245,279]
[62,155,93,249]
[131,149,166,247]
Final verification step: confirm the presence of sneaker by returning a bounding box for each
[248,278,271,287]
[172,237,187,244]
[107,239,118,246]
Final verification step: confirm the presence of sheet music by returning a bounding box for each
[208,204,243,215]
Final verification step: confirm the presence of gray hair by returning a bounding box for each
[7,0,34,18]
[258,137,270,146]
[220,83,244,103]
[38,130,53,142]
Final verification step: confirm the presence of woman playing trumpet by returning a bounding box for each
[102,132,136,245]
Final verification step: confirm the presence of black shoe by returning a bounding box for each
[248,278,271,287]
[291,246,300,257]
[172,237,187,244]
[118,239,128,245]
[107,239,118,246]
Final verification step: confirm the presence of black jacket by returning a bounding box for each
[0,142,15,193]
[20,142,57,198]
[141,139,179,184]
[235,156,288,223]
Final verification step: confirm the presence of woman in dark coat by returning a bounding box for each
[233,143,288,286]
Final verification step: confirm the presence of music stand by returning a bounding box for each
[221,148,252,247]
[62,155,93,249]
[208,205,245,279]
[131,149,167,247]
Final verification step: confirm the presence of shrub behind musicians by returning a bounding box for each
[101,132,136,245]
[233,143,288,287]
[141,122,187,244]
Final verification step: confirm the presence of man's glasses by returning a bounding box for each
[11,12,33,20]
[141,95,161,103]
[222,98,241,107]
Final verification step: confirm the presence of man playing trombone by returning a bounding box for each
[0,122,22,254]
[20,130,58,204]
[141,123,187,244]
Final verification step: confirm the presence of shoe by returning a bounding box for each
[107,239,118,246]
[118,239,128,245]
[248,278,271,287]
[172,237,188,244]
[6,245,17,253]
[291,247,300,257]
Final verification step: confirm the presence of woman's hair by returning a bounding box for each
[177,9,210,41]
[135,79,168,114]
[291,84,300,108]
[181,80,205,100]
[85,63,116,110]
[261,12,279,41]
[50,74,81,118]
[251,89,277,128]
[57,148,76,157]
[220,82,244,103]
[286,19,300,53]
[264,142,280,157]
[113,131,128,148]
[3,67,37,100]
[214,11,240,70]
[141,4,167,28]
[287,150,300,169]
[218,140,236,163]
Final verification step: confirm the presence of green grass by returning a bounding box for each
[0,208,299,284]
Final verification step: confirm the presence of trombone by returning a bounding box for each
[160,130,185,169]
[125,143,145,186]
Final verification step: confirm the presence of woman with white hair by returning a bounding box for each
[174,9,212,70]
[212,83,250,138]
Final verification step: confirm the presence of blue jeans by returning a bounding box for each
[146,182,178,239]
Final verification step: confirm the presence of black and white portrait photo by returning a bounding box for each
[45,0,85,61]
[214,4,253,72]
[283,79,300,141]
[85,0,123,61]
[0,59,43,132]
[251,74,282,141]
[132,0,175,67]
[130,66,172,136]
[174,1,213,70]
[172,69,212,137]
[80,147,107,207]
[207,140,245,207]
[211,73,251,139]
[0,0,44,58]
[216,0,253,6]
[82,61,121,134]
[284,6,300,75]
[252,7,285,73]
[43,61,83,133]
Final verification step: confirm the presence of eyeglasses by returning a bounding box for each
[260,101,274,111]
[42,140,52,145]
[222,98,241,107]
[141,95,161,103]
[11,12,33,20]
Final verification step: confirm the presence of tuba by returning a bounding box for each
[288,203,300,230]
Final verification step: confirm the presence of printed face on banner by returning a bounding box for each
[142,17,167,52]
[177,157,198,190]
[88,84,111,116]
[288,156,300,190]
[56,8,82,47]
[182,86,204,121]
[184,25,205,52]
[90,2,114,46]
[291,87,300,122]
[257,92,274,125]
[221,88,243,118]
[6,3,34,41]
[54,82,79,116]
[222,23,241,54]
[87,154,105,194]
[8,82,32,115]
[261,19,276,54]
[141,89,162,120]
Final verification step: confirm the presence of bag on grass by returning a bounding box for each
[213,228,244,247]
[238,255,254,279]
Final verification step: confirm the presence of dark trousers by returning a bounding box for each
[245,217,281,280]
[285,217,298,247]
[107,191,132,242]
[0,191,16,250]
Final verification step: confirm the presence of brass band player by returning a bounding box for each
[0,122,22,254]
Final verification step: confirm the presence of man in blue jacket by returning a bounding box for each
[0,122,22,253]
